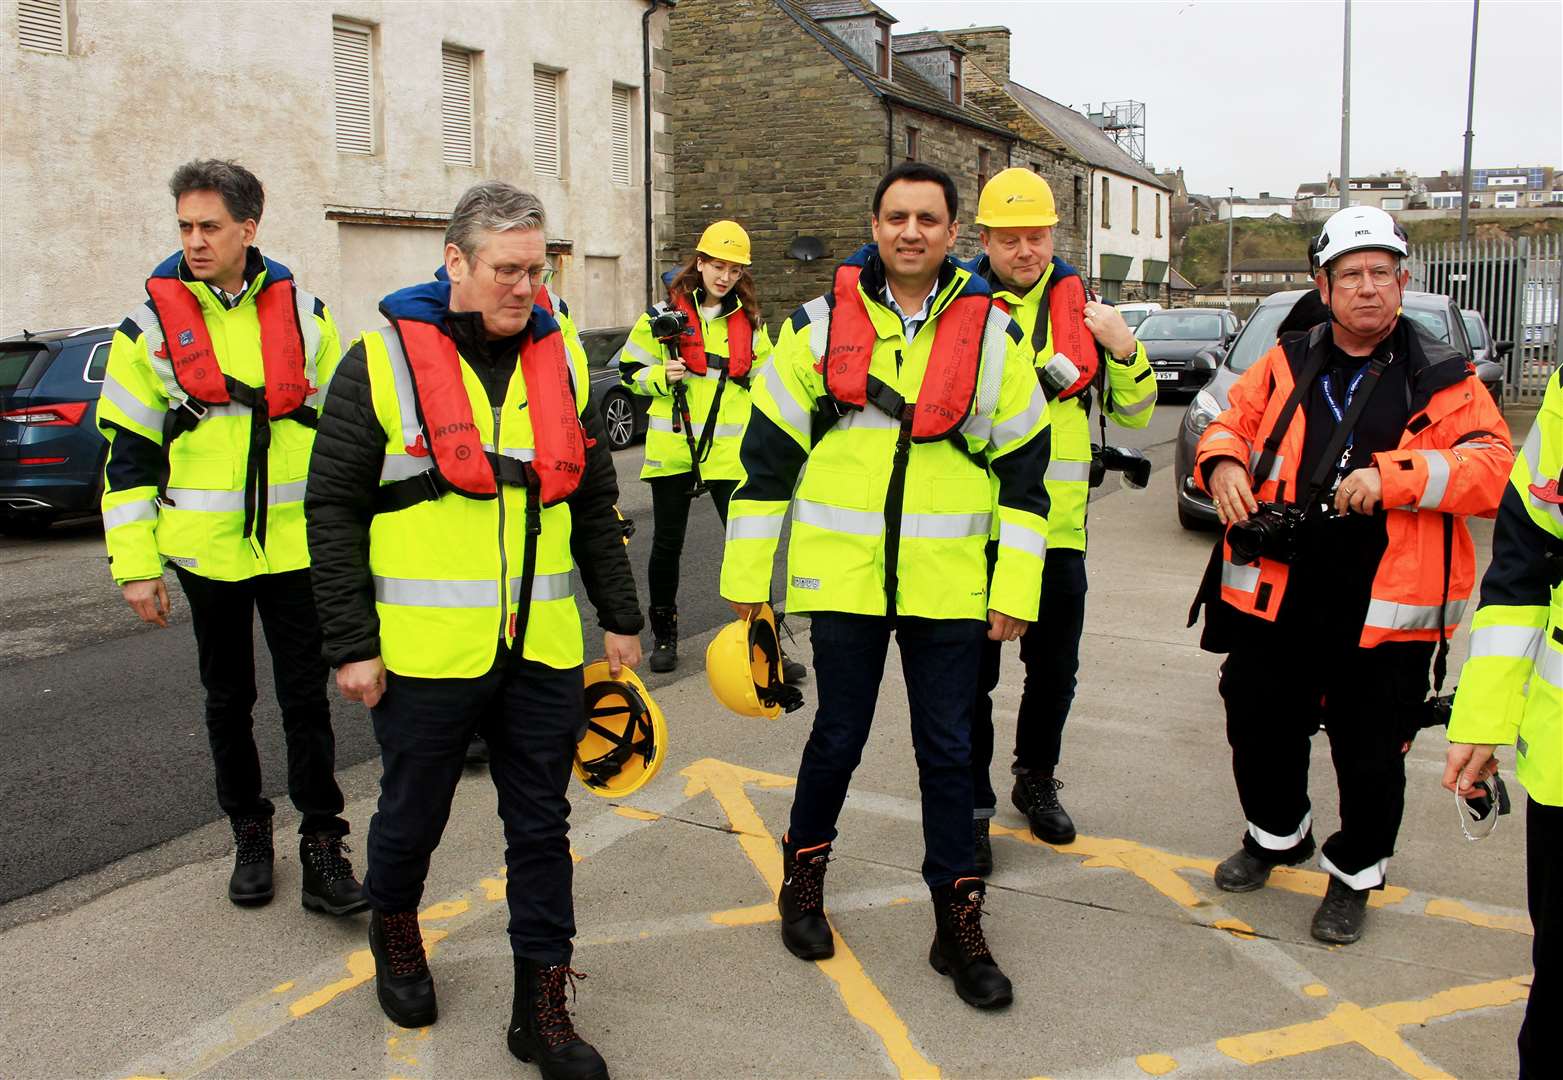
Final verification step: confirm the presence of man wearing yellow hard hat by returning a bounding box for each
[967,168,1155,873]
[619,220,800,680]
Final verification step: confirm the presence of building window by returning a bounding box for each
[905,126,919,162]
[977,147,991,195]
[1382,198,1405,210]
[533,66,563,180]
[1495,191,1518,209]
[1312,196,1340,209]
[1551,191,1563,204]
[1030,162,1043,174]
[1131,185,1140,234]
[1155,193,1162,238]
[441,46,476,167]
[1101,176,1110,229]
[17,0,67,53]
[1074,175,1084,229]
[610,85,634,186]
[949,58,961,105]
[1529,191,1544,202]
[332,20,375,155]
[1261,273,1273,283]
[875,21,890,77]
[1431,193,1461,209]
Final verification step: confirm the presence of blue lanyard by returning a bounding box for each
[1319,361,1372,453]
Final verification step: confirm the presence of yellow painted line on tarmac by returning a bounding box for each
[1303,983,1330,998]
[613,806,662,821]
[288,929,450,1019]
[1212,918,1257,940]
[271,981,294,993]
[682,758,940,1080]
[1423,897,1533,934]
[1214,975,1528,1077]
[1136,1052,1178,1075]
[710,900,778,927]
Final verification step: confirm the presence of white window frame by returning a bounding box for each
[332,20,375,155]
[1382,198,1405,210]
[533,66,563,180]
[17,0,68,54]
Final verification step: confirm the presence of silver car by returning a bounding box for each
[1173,289,1504,530]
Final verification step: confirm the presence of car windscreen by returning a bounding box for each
[1121,309,1150,329]
[0,345,49,393]
[1400,307,1451,343]
[1136,313,1222,341]
[1223,302,1294,374]
[1461,312,1487,347]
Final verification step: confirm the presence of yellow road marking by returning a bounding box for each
[1303,983,1329,998]
[1424,897,1533,934]
[271,981,294,993]
[288,929,450,1019]
[1136,1052,1178,1075]
[613,806,662,821]
[1212,918,1257,940]
[682,758,939,1080]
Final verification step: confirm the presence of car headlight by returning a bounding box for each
[1185,389,1222,435]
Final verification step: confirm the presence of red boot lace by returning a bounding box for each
[381,911,429,979]
[535,965,588,1049]
[792,851,829,913]
[950,891,993,960]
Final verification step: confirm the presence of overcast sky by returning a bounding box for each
[876,0,1562,197]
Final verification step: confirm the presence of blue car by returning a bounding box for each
[0,325,116,535]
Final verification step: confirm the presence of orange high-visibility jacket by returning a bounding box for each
[1195,321,1513,647]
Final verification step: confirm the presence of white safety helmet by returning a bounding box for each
[1312,205,1409,269]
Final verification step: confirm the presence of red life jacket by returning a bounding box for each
[824,264,988,440]
[668,289,754,377]
[993,270,1098,400]
[389,287,585,507]
[144,275,310,416]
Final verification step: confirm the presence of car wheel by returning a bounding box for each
[601,389,636,451]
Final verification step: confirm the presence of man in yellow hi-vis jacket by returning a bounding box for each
[720,163,1051,1010]
[96,159,359,916]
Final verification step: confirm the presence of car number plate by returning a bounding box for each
[1154,371,1178,381]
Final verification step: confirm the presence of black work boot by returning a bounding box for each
[300,833,368,916]
[1311,876,1370,945]
[974,819,994,877]
[507,958,609,1080]
[778,837,834,960]
[368,909,437,1028]
[929,877,1013,1009]
[1214,834,1315,893]
[648,606,678,674]
[1011,771,1077,845]
[228,814,274,906]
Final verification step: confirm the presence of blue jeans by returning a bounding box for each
[788,612,985,888]
[363,649,583,963]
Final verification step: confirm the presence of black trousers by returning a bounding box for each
[646,473,738,609]
[1221,625,1432,889]
[789,613,985,888]
[1520,796,1561,1077]
[972,550,1088,811]
[174,566,346,835]
[363,647,583,963]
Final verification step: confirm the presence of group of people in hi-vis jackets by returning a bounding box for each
[94,154,1555,1078]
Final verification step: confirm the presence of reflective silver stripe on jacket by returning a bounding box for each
[793,499,883,536]
[989,392,1045,449]
[763,368,813,437]
[647,416,744,440]
[1539,643,1563,691]
[800,296,832,359]
[1519,422,1563,527]
[100,374,167,432]
[1046,459,1093,484]
[1416,450,1452,509]
[1221,560,1260,592]
[902,511,991,540]
[380,455,433,483]
[836,408,901,433]
[623,339,661,367]
[998,520,1046,559]
[295,287,322,399]
[160,480,307,512]
[374,576,498,608]
[1363,597,1469,631]
[377,328,425,454]
[509,570,576,603]
[793,500,990,541]
[1113,388,1157,416]
[726,514,786,542]
[1468,623,1546,662]
[1247,449,1284,484]
[102,500,159,530]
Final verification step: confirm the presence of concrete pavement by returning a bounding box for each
[0,427,1535,1079]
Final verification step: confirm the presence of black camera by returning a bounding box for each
[1226,500,1310,565]
[649,309,690,343]
[1089,445,1152,490]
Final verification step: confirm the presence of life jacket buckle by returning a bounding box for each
[177,395,209,421]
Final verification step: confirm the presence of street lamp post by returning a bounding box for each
[1459,0,1480,251]
[1340,0,1351,209]
[1226,186,1234,308]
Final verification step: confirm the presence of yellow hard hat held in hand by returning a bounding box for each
[696,220,752,266]
[975,167,1059,229]
[575,660,667,797]
[706,603,805,719]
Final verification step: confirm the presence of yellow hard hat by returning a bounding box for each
[696,220,752,266]
[574,661,667,798]
[975,168,1059,228]
[705,604,804,719]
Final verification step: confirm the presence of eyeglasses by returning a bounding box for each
[471,253,554,287]
[1331,266,1399,291]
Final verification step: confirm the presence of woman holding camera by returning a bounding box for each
[618,220,787,674]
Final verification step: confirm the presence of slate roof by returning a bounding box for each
[803,0,895,22]
[892,31,963,53]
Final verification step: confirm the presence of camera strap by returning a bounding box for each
[1298,355,1387,510]
[1249,331,1330,501]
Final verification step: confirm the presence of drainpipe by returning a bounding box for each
[642,0,661,307]
[883,99,895,172]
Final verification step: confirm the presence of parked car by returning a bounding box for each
[1137,308,1240,394]
[581,325,646,451]
[1,325,115,535]
[1173,289,1505,531]
[1114,301,1163,331]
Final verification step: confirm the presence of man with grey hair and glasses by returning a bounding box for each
[307,181,642,1079]
[97,159,362,917]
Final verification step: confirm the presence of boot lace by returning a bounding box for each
[233,817,272,866]
[791,851,830,913]
[1017,774,1064,814]
[381,911,429,980]
[535,965,587,1049]
[949,888,994,961]
[304,835,354,884]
